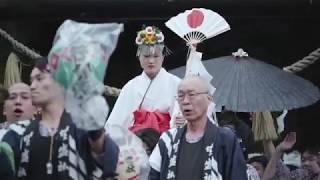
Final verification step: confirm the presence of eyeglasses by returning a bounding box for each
[176,91,208,101]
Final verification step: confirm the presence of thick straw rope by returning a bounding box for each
[104,85,121,97]
[1,27,318,97]
[283,48,320,73]
[0,28,42,59]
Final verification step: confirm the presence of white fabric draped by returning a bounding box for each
[105,68,181,129]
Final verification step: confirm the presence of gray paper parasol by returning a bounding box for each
[170,50,320,112]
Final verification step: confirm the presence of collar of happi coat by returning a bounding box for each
[0,122,9,129]
[166,120,222,180]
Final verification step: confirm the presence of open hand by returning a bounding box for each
[276,132,296,153]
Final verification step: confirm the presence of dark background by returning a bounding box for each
[0,0,319,150]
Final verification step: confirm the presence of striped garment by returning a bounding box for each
[149,120,248,180]
[2,112,119,180]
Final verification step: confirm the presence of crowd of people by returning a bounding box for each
[0,25,319,180]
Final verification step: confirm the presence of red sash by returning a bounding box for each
[129,79,170,133]
[129,109,170,134]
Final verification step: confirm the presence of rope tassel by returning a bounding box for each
[4,52,22,89]
[252,112,278,141]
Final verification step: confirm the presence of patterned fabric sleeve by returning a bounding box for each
[272,161,291,180]
[289,168,315,180]
[246,164,260,180]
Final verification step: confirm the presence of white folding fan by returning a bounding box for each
[166,9,229,126]
[165,8,230,45]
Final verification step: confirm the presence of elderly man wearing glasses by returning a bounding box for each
[149,75,248,180]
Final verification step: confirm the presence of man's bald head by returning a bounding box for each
[178,75,211,95]
[177,75,212,122]
[3,83,36,123]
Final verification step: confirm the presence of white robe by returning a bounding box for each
[105,68,181,129]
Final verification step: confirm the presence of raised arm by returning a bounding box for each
[262,132,296,180]
[263,140,276,159]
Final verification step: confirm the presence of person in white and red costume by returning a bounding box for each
[105,26,182,134]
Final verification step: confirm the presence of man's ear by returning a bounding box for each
[2,102,7,116]
[2,110,6,116]
[207,94,213,101]
[32,106,37,114]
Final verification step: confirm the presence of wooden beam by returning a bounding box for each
[0,0,318,21]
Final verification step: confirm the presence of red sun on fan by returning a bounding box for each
[187,10,204,28]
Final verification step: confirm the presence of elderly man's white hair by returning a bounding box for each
[182,74,216,96]
[182,75,219,124]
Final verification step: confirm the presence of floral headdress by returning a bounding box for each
[135,25,171,57]
[135,26,164,45]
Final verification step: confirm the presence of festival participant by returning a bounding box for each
[0,83,36,140]
[149,75,248,180]
[2,19,123,179]
[263,132,320,180]
[0,86,9,123]
[106,26,182,133]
